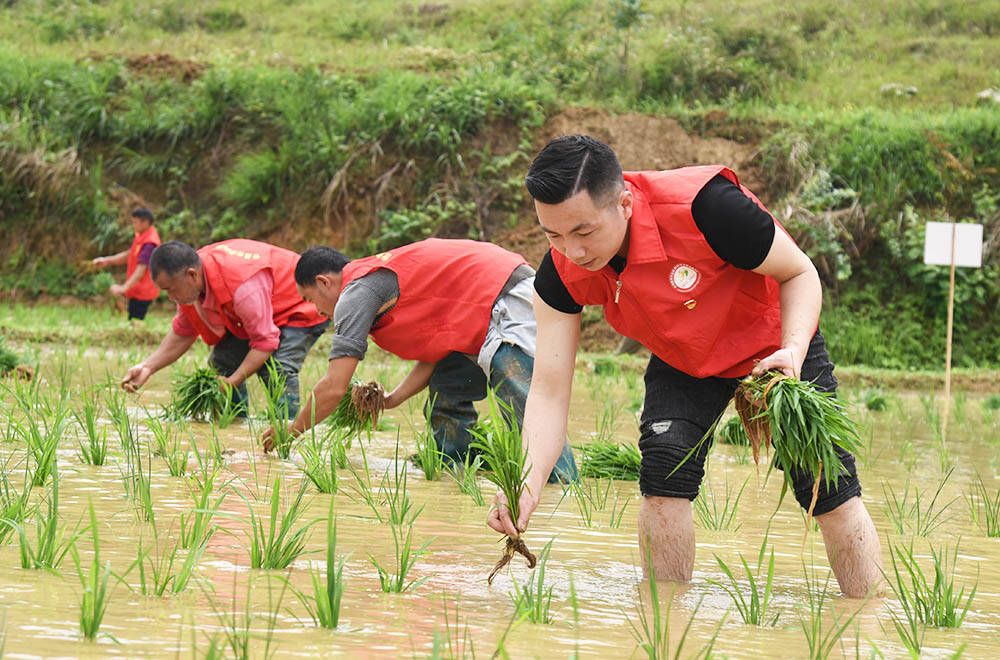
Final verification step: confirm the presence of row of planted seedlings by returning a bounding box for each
[0,357,556,656]
[2,350,998,657]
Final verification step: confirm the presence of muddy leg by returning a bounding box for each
[638,496,695,582]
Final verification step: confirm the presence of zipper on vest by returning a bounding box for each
[614,279,622,303]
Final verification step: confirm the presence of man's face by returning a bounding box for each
[131,216,151,234]
[154,268,202,305]
[297,273,342,318]
[535,188,632,271]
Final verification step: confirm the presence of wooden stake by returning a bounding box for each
[941,222,956,449]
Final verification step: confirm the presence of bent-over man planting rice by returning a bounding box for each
[487,135,883,598]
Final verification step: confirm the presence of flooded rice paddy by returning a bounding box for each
[0,334,999,659]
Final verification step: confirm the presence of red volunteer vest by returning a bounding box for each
[552,167,784,379]
[179,239,325,346]
[125,225,161,301]
[340,238,527,362]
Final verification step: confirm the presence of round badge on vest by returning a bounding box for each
[670,264,700,292]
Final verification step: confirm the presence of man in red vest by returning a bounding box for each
[91,207,161,321]
[120,239,329,417]
[262,238,578,483]
[488,135,882,597]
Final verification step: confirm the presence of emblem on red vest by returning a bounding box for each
[670,264,700,292]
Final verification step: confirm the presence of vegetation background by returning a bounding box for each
[1,0,998,369]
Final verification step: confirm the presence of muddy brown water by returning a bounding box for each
[0,352,998,659]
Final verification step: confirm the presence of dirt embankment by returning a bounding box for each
[496,107,765,351]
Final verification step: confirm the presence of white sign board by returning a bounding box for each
[923,222,984,268]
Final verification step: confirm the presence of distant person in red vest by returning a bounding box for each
[120,239,329,417]
[91,207,161,321]
[262,238,578,484]
[487,135,882,597]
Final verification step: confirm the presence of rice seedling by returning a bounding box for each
[72,392,107,466]
[245,475,319,570]
[0,337,20,376]
[299,433,338,495]
[426,594,477,660]
[966,474,1000,537]
[577,439,641,480]
[715,416,749,446]
[984,395,1000,412]
[12,474,86,571]
[179,468,228,550]
[469,389,536,583]
[146,415,188,477]
[412,410,445,481]
[71,500,114,642]
[693,473,748,532]
[565,478,630,528]
[859,389,889,412]
[710,533,780,626]
[168,367,237,423]
[882,470,956,537]
[799,563,865,660]
[119,428,155,523]
[448,451,486,507]
[627,552,722,660]
[260,361,294,459]
[733,372,863,520]
[105,389,137,452]
[202,572,284,660]
[380,441,423,526]
[593,396,621,444]
[126,521,208,596]
[952,390,967,425]
[293,499,345,629]
[369,522,431,593]
[8,383,67,487]
[509,540,555,624]
[328,379,385,438]
[884,541,976,629]
[0,470,32,546]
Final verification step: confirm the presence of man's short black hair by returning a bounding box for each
[295,246,351,286]
[150,241,200,280]
[131,207,155,223]
[525,135,624,206]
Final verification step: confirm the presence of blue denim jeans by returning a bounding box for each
[210,320,330,418]
[426,343,579,483]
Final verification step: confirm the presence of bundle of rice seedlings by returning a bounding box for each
[0,338,32,380]
[715,416,749,446]
[168,368,231,422]
[734,371,862,519]
[577,439,641,480]
[328,380,385,435]
[469,390,536,584]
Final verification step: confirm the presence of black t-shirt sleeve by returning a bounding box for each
[691,174,775,270]
[534,250,584,314]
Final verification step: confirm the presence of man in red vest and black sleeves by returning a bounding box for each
[120,239,329,416]
[91,207,162,321]
[487,135,882,597]
[262,238,578,484]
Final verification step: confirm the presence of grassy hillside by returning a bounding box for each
[1,0,998,368]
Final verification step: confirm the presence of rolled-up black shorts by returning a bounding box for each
[637,330,861,516]
[127,298,153,321]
